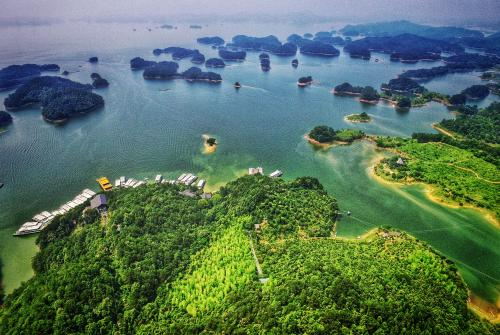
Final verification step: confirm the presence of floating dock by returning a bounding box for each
[14,188,96,236]
[15,170,208,236]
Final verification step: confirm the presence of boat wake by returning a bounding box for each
[240,85,268,92]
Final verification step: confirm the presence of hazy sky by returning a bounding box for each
[2,0,500,25]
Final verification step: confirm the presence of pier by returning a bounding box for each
[15,168,283,236]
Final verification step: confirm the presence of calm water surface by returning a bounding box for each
[0,22,498,302]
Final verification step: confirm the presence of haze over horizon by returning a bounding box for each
[2,0,500,28]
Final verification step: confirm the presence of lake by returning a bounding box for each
[0,21,498,303]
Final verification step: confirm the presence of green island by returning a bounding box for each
[1,175,498,334]
[373,102,500,222]
[345,112,371,123]
[307,125,365,145]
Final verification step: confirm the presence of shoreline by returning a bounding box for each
[303,134,350,148]
[368,154,499,228]
[431,123,457,139]
[344,114,371,123]
[202,134,217,154]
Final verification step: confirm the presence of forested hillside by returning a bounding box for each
[0,176,497,334]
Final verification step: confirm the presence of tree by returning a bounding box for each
[0,111,13,126]
[449,93,466,106]
[360,86,380,101]
[397,97,411,108]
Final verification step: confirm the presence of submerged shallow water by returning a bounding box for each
[0,22,498,302]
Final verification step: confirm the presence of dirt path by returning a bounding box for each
[247,233,263,276]
[447,163,500,184]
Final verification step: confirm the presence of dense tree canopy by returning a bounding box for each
[440,102,499,144]
[0,63,60,90]
[3,76,104,122]
[1,176,497,334]
[0,111,13,127]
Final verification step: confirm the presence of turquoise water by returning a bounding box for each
[0,22,498,302]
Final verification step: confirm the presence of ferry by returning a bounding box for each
[96,177,113,191]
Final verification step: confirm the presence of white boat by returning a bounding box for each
[197,179,206,189]
[155,174,163,183]
[120,176,126,184]
[133,181,145,188]
[181,173,192,183]
[269,170,283,178]
[177,173,187,181]
[185,175,198,185]
[83,189,96,197]
[115,179,121,187]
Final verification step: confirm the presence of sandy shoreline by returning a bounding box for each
[304,134,350,148]
[368,154,499,228]
[202,134,217,154]
[344,114,371,123]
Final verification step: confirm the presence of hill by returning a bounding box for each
[340,20,483,40]
[0,176,497,334]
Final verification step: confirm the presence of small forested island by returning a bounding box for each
[300,41,340,56]
[189,24,202,29]
[0,63,60,91]
[381,77,425,94]
[136,60,222,83]
[396,97,412,109]
[343,34,463,59]
[260,58,271,71]
[345,45,371,59]
[90,73,109,88]
[130,57,156,70]
[182,67,222,83]
[449,93,467,106]
[333,82,380,103]
[160,24,174,29]
[2,175,496,334]
[346,112,371,122]
[461,84,490,100]
[218,49,247,61]
[0,110,13,128]
[359,86,380,103]
[307,125,365,145]
[313,35,345,46]
[333,82,363,95]
[190,52,205,64]
[4,76,104,123]
[206,137,216,146]
[390,51,441,63]
[143,61,180,79]
[154,47,202,62]
[286,34,312,47]
[297,76,313,87]
[228,35,297,56]
[88,57,98,63]
[399,54,500,81]
[205,58,225,68]
[197,36,225,46]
